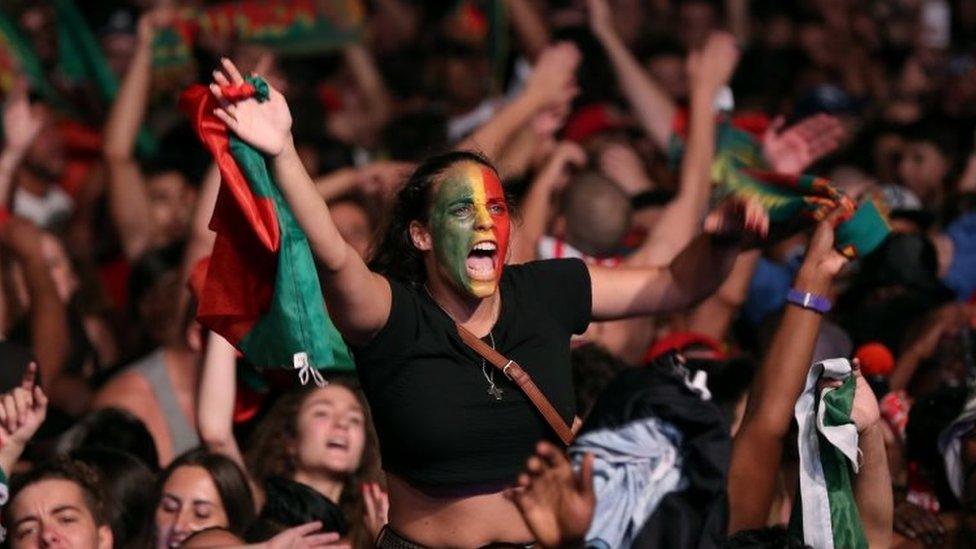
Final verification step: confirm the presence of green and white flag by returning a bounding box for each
[791,358,868,549]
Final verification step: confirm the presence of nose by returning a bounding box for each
[39,524,61,547]
[474,204,493,230]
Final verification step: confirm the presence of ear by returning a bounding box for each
[97,525,113,549]
[409,220,433,252]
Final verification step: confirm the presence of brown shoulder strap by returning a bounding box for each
[455,324,574,446]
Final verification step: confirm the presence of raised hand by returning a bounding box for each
[0,363,48,451]
[265,522,349,549]
[524,42,581,112]
[599,142,654,196]
[763,114,846,175]
[799,205,851,280]
[136,6,176,46]
[703,195,770,242]
[362,482,389,543]
[210,58,293,156]
[506,442,595,548]
[687,32,740,93]
[2,77,43,155]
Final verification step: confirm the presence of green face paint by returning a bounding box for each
[428,162,510,298]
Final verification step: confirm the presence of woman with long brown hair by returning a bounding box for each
[207,33,743,546]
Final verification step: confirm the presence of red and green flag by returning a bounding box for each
[669,116,890,259]
[180,76,353,380]
[153,0,364,84]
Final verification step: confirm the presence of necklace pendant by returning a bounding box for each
[488,385,504,401]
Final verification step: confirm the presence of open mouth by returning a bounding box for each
[326,437,349,451]
[465,240,498,281]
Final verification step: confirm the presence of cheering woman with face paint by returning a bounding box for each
[210,37,743,547]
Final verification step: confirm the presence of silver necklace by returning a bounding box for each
[424,285,504,401]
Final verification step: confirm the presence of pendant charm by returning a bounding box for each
[488,385,504,400]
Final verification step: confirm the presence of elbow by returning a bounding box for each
[198,428,236,453]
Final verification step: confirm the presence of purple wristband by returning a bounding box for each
[786,288,832,314]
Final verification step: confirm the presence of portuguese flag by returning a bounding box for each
[180,76,352,379]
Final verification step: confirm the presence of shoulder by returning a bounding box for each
[92,365,153,413]
[505,258,589,282]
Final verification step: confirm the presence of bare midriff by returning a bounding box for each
[387,473,534,548]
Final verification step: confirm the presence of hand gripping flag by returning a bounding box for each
[791,358,868,549]
[180,76,353,382]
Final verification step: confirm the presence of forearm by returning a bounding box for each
[510,170,558,264]
[313,167,359,202]
[343,45,391,128]
[0,147,25,208]
[21,255,69,392]
[197,332,245,467]
[629,87,715,266]
[687,250,760,339]
[457,90,544,161]
[105,160,153,260]
[741,269,828,436]
[663,233,740,310]
[504,0,549,60]
[597,32,676,150]
[103,38,152,160]
[855,425,894,548]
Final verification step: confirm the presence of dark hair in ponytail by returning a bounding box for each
[368,150,497,288]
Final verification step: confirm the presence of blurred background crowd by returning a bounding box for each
[0,0,974,547]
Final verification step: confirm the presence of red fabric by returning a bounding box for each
[0,206,10,229]
[854,342,895,377]
[179,84,280,345]
[644,331,726,363]
[220,82,257,103]
[98,257,131,312]
[563,104,624,143]
[670,108,770,140]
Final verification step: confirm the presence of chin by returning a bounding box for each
[466,279,499,298]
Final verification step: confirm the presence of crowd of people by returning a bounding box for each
[0,0,975,547]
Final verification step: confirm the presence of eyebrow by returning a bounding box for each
[13,505,83,528]
[306,399,363,414]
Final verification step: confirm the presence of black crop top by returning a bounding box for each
[350,258,592,487]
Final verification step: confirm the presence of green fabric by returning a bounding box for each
[790,376,869,549]
[669,120,890,258]
[0,10,61,109]
[819,377,869,549]
[229,133,353,371]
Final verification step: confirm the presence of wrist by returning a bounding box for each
[795,267,833,294]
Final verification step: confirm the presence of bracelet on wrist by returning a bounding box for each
[786,288,832,314]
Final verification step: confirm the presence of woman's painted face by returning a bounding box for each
[292,385,367,477]
[429,162,510,298]
[154,466,228,549]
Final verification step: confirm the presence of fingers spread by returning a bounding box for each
[221,57,245,84]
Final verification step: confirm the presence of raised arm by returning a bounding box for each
[457,42,579,163]
[211,60,390,345]
[102,9,171,260]
[196,331,245,466]
[727,213,849,533]
[343,44,392,136]
[624,33,739,267]
[503,0,550,61]
[509,142,586,264]
[587,0,676,150]
[0,78,43,208]
[1,217,69,397]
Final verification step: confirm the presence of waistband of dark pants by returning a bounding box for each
[375,525,534,549]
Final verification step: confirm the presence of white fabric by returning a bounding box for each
[13,186,73,229]
[939,389,976,499]
[570,417,685,549]
[794,357,860,549]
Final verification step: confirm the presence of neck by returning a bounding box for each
[293,470,345,503]
[425,273,499,337]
